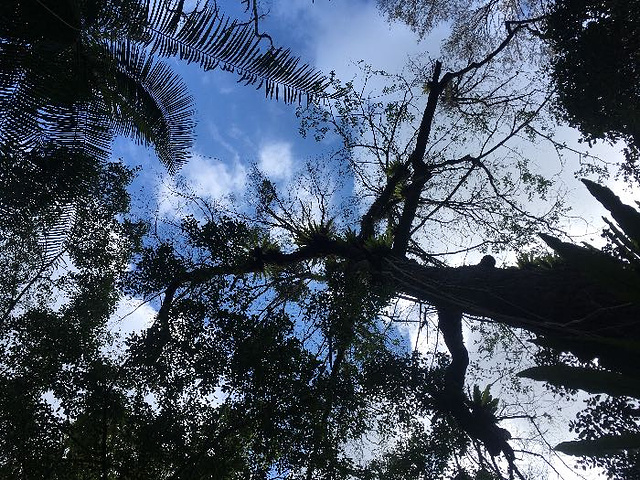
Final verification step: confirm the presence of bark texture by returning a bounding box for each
[383,256,640,341]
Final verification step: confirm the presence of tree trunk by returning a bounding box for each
[382,256,640,340]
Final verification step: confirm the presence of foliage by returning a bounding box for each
[0,204,456,477]
[4,2,640,479]
[515,251,563,270]
[0,158,145,478]
[526,180,640,478]
[0,149,141,320]
[544,0,640,180]
[376,0,547,61]
[0,0,336,172]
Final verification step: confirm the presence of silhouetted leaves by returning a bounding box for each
[545,0,640,178]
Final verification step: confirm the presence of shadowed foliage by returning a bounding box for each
[3,2,640,479]
[544,0,640,177]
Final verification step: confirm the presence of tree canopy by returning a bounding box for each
[379,0,640,181]
[1,1,639,480]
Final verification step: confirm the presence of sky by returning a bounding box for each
[115,0,631,245]
[106,1,630,477]
[117,0,451,216]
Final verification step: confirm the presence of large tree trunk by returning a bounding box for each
[382,256,640,340]
[374,251,640,467]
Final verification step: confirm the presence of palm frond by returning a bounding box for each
[0,35,110,159]
[146,1,338,103]
[102,41,195,172]
[0,0,194,172]
[37,103,114,162]
[0,144,97,266]
[0,40,194,172]
[38,203,76,265]
[0,0,339,186]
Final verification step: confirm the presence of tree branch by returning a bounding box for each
[392,61,445,254]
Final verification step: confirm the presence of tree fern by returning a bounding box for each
[0,1,194,171]
[145,1,337,104]
[0,0,337,173]
[0,0,338,269]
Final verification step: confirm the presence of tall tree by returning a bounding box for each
[378,0,640,182]
[116,22,593,477]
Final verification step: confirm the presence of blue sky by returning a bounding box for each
[113,0,631,252]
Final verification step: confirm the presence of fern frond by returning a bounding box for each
[103,41,195,172]
[38,204,75,265]
[0,144,101,266]
[146,1,338,103]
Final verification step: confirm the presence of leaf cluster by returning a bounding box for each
[545,0,640,178]
[522,180,640,477]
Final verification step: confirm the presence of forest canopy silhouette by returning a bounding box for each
[1,1,639,479]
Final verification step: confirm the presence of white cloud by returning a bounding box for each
[207,122,242,162]
[184,154,247,198]
[316,5,442,79]
[157,154,247,217]
[272,1,445,84]
[258,141,293,180]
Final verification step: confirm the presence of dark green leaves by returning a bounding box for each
[545,0,640,176]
